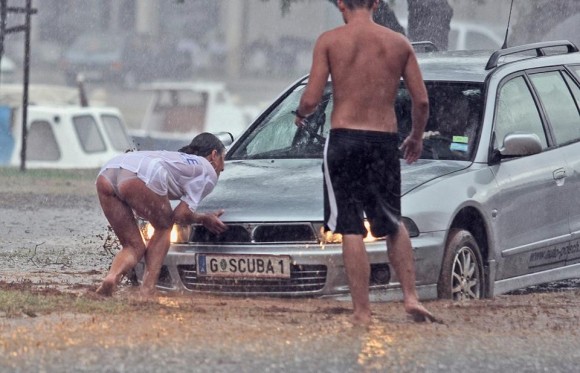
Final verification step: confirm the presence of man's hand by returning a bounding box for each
[293,110,307,128]
[199,209,227,235]
[400,135,423,164]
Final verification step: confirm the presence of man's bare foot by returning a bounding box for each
[139,286,158,300]
[405,303,443,324]
[350,312,372,328]
[95,280,115,297]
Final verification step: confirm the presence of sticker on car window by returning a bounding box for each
[450,142,468,152]
[452,135,469,144]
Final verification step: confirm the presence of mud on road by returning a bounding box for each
[1,168,580,372]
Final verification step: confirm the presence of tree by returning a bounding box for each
[407,0,453,50]
[510,0,580,47]
[277,0,453,50]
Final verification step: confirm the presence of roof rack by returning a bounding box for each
[411,41,439,53]
[485,40,579,70]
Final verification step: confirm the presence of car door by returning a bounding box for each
[489,74,572,279]
[530,66,580,265]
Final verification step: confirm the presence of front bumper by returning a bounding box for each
[135,231,446,299]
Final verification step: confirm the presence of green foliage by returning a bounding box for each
[0,288,130,318]
[0,167,98,181]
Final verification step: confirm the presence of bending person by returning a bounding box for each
[95,132,227,297]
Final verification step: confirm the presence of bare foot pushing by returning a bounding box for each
[350,312,372,328]
[95,279,116,297]
[406,303,443,324]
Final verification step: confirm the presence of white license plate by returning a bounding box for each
[197,254,291,279]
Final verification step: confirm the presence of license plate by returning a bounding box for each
[197,254,291,279]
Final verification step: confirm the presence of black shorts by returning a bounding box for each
[323,128,401,237]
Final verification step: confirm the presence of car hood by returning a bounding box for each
[197,158,468,222]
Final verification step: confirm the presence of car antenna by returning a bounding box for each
[501,0,515,49]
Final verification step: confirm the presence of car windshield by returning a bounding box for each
[229,81,484,161]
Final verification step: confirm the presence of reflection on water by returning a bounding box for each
[357,327,393,369]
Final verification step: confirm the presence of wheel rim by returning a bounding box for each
[451,246,481,300]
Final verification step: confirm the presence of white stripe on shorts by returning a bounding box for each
[323,136,338,231]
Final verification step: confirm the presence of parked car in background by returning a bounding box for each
[0,84,133,169]
[135,40,580,301]
[400,19,504,50]
[0,56,17,83]
[60,32,191,87]
[130,81,259,151]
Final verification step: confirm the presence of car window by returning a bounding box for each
[73,115,107,153]
[465,31,500,50]
[399,83,483,160]
[572,65,580,81]
[529,71,580,145]
[27,121,60,161]
[230,84,332,159]
[494,76,548,150]
[563,72,580,110]
[229,82,483,161]
[102,114,132,151]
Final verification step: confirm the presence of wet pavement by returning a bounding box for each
[1,169,580,372]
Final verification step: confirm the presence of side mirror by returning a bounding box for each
[497,132,543,158]
[489,132,543,164]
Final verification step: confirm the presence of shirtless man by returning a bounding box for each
[295,0,435,326]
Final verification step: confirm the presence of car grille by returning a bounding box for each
[190,223,318,244]
[177,264,327,293]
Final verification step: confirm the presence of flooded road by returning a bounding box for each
[1,169,580,372]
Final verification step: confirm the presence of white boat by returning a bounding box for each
[129,81,259,150]
[0,84,133,169]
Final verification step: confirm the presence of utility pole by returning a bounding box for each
[0,0,37,172]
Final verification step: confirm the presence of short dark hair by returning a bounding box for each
[178,132,226,157]
[342,0,375,10]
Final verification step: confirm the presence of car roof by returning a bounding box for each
[416,40,580,83]
[295,41,580,87]
[417,50,493,83]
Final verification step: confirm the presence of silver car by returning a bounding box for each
[137,40,580,301]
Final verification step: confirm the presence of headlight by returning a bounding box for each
[141,223,192,244]
[318,220,384,244]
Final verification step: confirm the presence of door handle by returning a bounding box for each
[553,168,567,180]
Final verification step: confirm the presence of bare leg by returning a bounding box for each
[387,223,437,322]
[96,175,174,296]
[95,176,147,296]
[140,227,172,296]
[342,234,372,327]
[118,178,174,297]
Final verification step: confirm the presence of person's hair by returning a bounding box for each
[178,132,226,157]
[342,0,375,10]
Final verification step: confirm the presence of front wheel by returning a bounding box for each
[437,229,484,300]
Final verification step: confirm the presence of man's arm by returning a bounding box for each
[295,33,331,125]
[400,45,429,163]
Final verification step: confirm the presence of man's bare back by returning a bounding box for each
[325,22,411,132]
[296,2,429,160]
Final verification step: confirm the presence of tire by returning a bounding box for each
[437,228,484,300]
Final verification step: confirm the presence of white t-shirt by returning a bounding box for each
[99,151,218,212]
